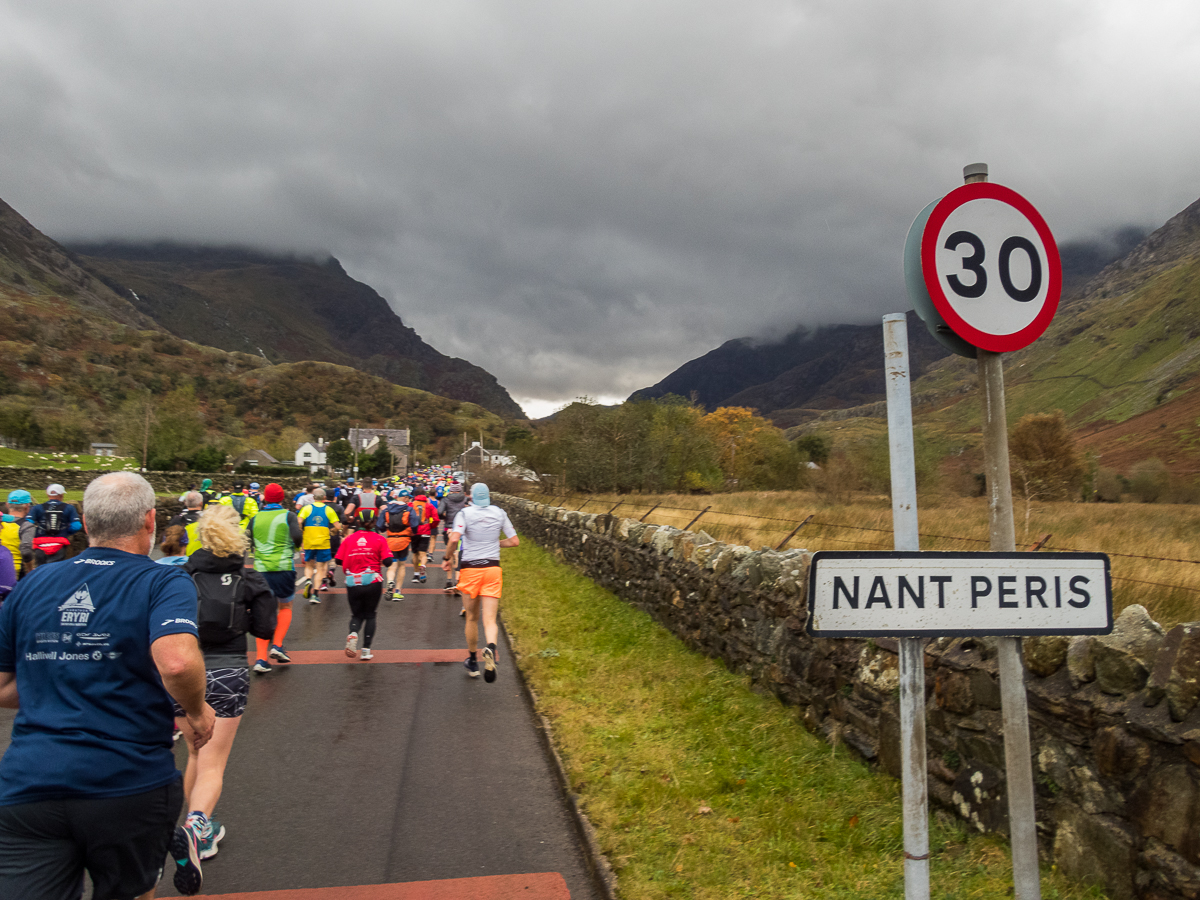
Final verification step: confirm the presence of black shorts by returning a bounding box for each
[347,582,383,620]
[0,778,183,900]
[412,535,430,553]
[172,666,250,719]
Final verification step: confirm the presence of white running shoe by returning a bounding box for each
[345,632,359,657]
[360,648,374,661]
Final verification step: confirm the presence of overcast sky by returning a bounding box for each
[3,1,1200,418]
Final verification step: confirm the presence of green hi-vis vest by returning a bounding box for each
[252,508,296,573]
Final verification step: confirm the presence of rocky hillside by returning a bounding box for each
[69,242,524,419]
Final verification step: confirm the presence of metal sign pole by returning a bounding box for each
[966,163,1041,900]
[882,314,930,900]
[979,349,1042,900]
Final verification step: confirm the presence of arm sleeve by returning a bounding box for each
[244,571,278,641]
[0,548,16,597]
[288,513,303,545]
[19,522,34,555]
[147,569,202,642]
[66,505,83,534]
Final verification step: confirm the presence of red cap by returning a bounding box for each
[263,483,286,504]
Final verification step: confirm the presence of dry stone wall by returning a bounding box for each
[0,467,313,494]
[502,495,1200,900]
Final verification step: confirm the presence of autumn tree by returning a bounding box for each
[701,407,804,490]
[1010,411,1083,532]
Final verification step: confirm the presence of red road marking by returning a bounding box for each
[248,649,464,665]
[201,871,570,899]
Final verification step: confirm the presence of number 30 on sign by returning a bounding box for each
[920,183,1061,353]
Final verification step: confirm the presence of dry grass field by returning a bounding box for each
[521,489,1200,628]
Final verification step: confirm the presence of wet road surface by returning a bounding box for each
[0,541,602,900]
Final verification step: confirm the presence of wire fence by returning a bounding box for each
[520,492,1200,602]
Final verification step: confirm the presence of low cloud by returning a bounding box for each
[2,0,1197,413]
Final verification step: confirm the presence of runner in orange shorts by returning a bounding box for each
[441,483,519,683]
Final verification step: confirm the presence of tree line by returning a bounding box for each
[507,397,821,493]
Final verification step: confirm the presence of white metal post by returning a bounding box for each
[882,313,930,900]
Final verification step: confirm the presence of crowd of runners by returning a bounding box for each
[0,463,518,898]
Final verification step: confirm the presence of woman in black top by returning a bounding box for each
[173,505,275,880]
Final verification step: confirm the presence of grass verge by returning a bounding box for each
[503,541,1107,899]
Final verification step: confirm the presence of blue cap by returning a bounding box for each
[6,489,32,505]
[471,483,491,507]
[250,482,260,489]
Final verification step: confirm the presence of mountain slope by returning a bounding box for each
[0,198,159,330]
[630,312,950,428]
[68,242,524,419]
[0,197,507,460]
[906,196,1200,474]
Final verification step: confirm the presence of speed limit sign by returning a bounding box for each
[920,182,1061,353]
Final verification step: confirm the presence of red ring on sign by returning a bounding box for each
[920,182,1061,353]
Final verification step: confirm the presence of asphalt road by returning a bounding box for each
[0,540,602,900]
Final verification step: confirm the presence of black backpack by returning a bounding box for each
[386,504,410,535]
[38,500,67,538]
[192,571,250,644]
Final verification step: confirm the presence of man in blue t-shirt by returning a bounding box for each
[0,472,215,898]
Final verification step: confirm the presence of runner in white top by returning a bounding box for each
[443,483,518,683]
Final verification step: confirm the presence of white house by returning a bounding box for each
[295,440,328,474]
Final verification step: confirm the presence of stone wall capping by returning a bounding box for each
[500,494,1200,899]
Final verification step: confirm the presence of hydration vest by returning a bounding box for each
[37,500,69,538]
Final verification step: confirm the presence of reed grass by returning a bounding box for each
[521,490,1200,627]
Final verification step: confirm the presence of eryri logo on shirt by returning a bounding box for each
[59,585,96,627]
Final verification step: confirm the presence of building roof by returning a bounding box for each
[348,427,410,450]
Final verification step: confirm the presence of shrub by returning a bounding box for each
[1129,459,1170,503]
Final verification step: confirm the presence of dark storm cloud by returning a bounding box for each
[3,0,1200,416]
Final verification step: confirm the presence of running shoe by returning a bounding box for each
[171,824,203,895]
[252,658,272,674]
[482,646,498,683]
[443,583,456,594]
[360,648,374,661]
[459,608,466,617]
[411,572,422,583]
[268,644,291,663]
[387,579,395,593]
[198,820,225,861]
[464,656,480,678]
[418,568,427,584]
[345,632,359,657]
[173,722,182,742]
[298,575,312,598]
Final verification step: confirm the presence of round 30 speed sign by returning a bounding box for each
[920,183,1061,353]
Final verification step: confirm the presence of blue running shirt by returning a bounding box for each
[0,547,200,804]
